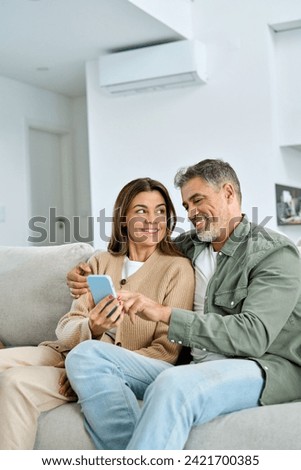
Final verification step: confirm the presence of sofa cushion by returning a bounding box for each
[185,402,301,450]
[0,243,94,347]
[35,403,95,450]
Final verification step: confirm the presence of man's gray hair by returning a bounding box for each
[174,159,242,204]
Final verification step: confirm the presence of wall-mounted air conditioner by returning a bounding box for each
[98,39,207,95]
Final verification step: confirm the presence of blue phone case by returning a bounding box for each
[87,275,117,304]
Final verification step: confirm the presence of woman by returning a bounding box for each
[0,177,194,449]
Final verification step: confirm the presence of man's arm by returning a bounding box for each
[119,291,172,324]
[169,246,301,358]
[66,262,91,298]
[121,246,301,359]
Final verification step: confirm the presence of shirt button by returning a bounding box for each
[230,301,234,306]
[264,366,268,370]
[178,341,182,345]
[218,252,223,256]
[170,339,175,343]
[202,348,206,351]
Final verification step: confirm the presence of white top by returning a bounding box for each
[123,257,144,279]
[192,245,227,363]
[107,257,144,339]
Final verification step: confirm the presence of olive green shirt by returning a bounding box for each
[170,216,301,405]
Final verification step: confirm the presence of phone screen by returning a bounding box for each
[87,275,117,304]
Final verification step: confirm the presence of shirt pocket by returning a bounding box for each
[214,287,248,314]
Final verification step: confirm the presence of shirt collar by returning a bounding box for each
[191,214,250,262]
[219,214,250,257]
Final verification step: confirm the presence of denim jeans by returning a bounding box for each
[127,358,264,449]
[65,340,172,449]
[66,341,264,450]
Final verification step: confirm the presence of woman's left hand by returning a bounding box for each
[118,290,171,324]
[59,372,77,400]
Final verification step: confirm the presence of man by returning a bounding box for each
[67,159,301,450]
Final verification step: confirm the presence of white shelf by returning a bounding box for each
[270,19,301,33]
[280,143,301,152]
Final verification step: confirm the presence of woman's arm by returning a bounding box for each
[55,292,123,350]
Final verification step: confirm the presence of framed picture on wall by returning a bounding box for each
[275,184,301,225]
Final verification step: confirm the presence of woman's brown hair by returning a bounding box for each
[107,177,183,257]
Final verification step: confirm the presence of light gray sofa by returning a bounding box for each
[0,242,301,450]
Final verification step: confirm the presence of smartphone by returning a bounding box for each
[87,275,117,304]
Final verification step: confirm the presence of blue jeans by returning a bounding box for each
[66,341,264,450]
[65,340,172,449]
[127,358,264,449]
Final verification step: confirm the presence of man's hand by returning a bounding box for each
[118,290,172,325]
[89,294,124,337]
[66,262,91,298]
[59,372,77,400]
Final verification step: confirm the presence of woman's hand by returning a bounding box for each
[118,290,172,324]
[88,294,124,337]
[66,263,91,298]
[59,372,77,400]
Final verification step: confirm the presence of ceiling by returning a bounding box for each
[0,0,183,97]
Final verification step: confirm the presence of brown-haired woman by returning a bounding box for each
[0,177,194,449]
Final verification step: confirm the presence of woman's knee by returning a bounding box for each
[65,340,95,376]
[66,340,120,379]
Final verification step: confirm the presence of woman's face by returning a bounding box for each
[125,190,167,249]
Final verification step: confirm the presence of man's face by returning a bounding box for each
[181,176,231,243]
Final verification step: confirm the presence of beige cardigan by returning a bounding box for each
[44,250,195,365]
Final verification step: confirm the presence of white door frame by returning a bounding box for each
[24,119,75,245]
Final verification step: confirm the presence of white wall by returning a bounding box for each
[86,0,301,249]
[272,26,301,241]
[274,28,301,146]
[129,0,193,38]
[71,96,92,243]
[2,0,301,248]
[0,76,90,246]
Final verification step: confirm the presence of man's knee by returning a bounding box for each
[146,366,178,396]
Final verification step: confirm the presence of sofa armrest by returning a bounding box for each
[0,242,94,347]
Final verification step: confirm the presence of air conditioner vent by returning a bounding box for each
[99,40,207,95]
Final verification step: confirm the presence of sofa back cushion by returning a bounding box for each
[0,244,300,348]
[0,243,94,347]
